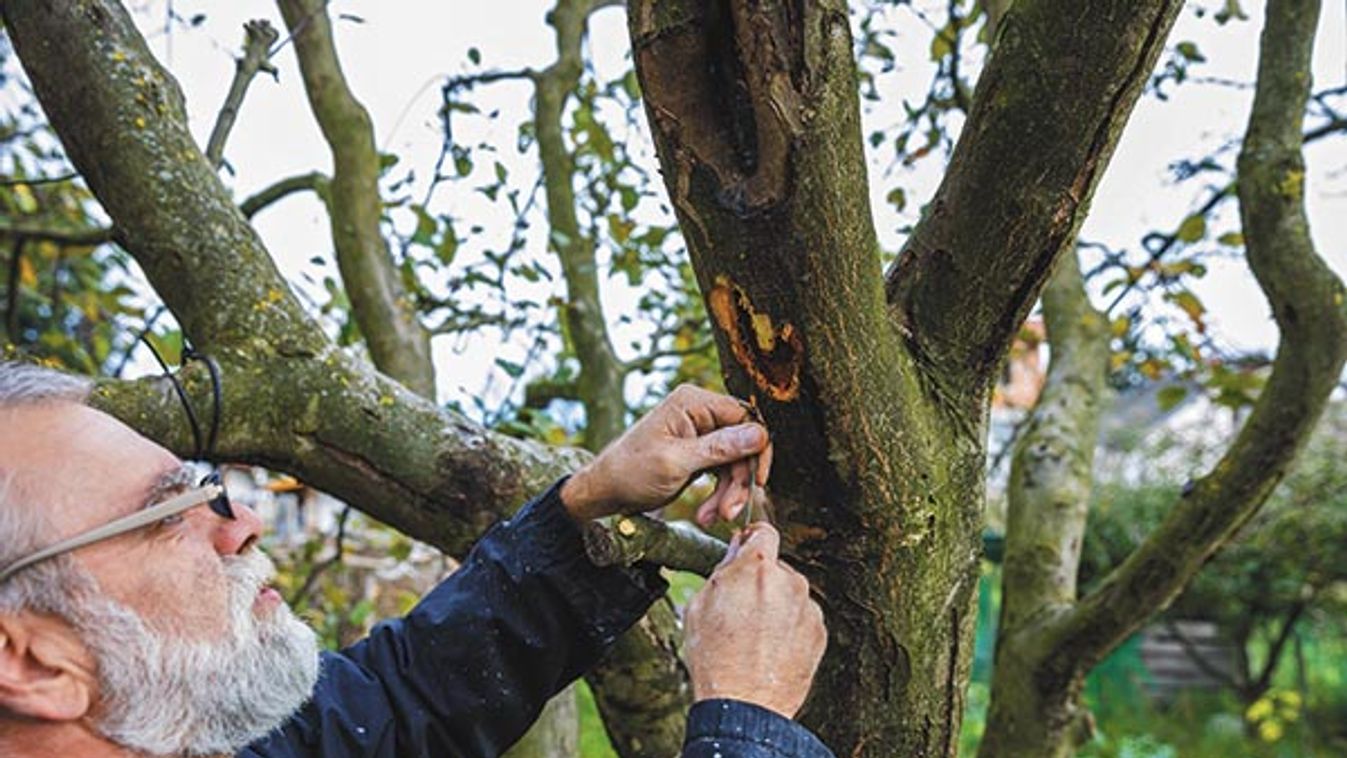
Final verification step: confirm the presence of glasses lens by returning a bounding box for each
[200,470,235,520]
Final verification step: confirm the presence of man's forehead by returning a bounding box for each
[0,402,180,532]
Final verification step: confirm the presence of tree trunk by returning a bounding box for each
[979,258,1108,758]
[629,1,983,752]
[626,0,1181,753]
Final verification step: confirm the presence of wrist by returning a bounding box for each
[693,688,800,721]
[560,465,608,522]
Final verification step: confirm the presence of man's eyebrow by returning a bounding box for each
[141,465,197,510]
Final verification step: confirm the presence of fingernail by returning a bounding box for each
[731,425,762,450]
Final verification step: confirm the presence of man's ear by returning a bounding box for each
[0,612,96,722]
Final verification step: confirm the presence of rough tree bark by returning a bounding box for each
[980,1,1347,755]
[277,0,436,399]
[627,0,1181,754]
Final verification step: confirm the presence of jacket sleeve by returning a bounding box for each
[241,478,667,758]
[683,700,835,758]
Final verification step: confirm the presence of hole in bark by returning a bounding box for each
[634,0,807,213]
[706,0,759,175]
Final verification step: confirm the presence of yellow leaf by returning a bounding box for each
[1258,720,1283,743]
[12,183,38,214]
[17,255,36,288]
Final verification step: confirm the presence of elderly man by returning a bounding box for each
[0,362,830,757]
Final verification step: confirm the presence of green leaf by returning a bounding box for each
[1156,384,1189,412]
[929,29,953,61]
[1166,289,1207,330]
[1176,41,1206,63]
[1215,0,1249,24]
[454,152,474,177]
[1176,214,1207,243]
[435,218,458,264]
[1217,231,1244,247]
[885,187,907,212]
[619,186,640,213]
[621,70,641,100]
[495,358,525,379]
[410,205,436,246]
[467,47,481,65]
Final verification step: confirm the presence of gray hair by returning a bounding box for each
[0,361,95,616]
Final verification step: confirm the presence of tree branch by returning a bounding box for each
[239,171,328,218]
[583,515,727,577]
[885,0,1183,399]
[1049,0,1347,671]
[4,237,23,344]
[1163,620,1244,691]
[0,0,595,558]
[534,0,627,449]
[1253,599,1309,694]
[277,0,436,399]
[204,19,279,170]
[90,357,590,559]
[0,222,114,247]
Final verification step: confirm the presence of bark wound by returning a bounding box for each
[708,275,804,401]
[634,0,806,215]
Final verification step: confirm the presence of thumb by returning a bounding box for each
[690,423,767,470]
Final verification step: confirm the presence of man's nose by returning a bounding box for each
[212,497,263,555]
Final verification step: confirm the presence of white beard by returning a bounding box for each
[71,550,321,756]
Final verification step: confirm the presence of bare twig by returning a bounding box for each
[1162,620,1244,690]
[1253,599,1310,693]
[5,236,24,343]
[205,20,280,170]
[288,504,353,606]
[239,171,328,218]
[0,221,115,246]
[623,339,713,374]
[1105,118,1347,316]
[0,172,80,186]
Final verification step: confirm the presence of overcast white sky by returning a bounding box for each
[112,0,1347,410]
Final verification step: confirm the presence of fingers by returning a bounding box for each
[695,459,752,526]
[691,423,767,471]
[696,472,734,527]
[670,384,751,435]
[756,438,773,487]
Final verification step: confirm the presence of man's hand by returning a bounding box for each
[684,523,826,719]
[560,384,773,523]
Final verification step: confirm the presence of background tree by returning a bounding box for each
[981,2,1346,755]
[1,2,1344,758]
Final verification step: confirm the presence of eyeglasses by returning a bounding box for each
[0,471,235,585]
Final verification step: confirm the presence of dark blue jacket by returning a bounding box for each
[241,480,833,758]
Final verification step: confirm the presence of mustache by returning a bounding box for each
[222,550,277,600]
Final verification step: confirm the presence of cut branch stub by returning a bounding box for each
[633,0,812,214]
[707,274,804,401]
